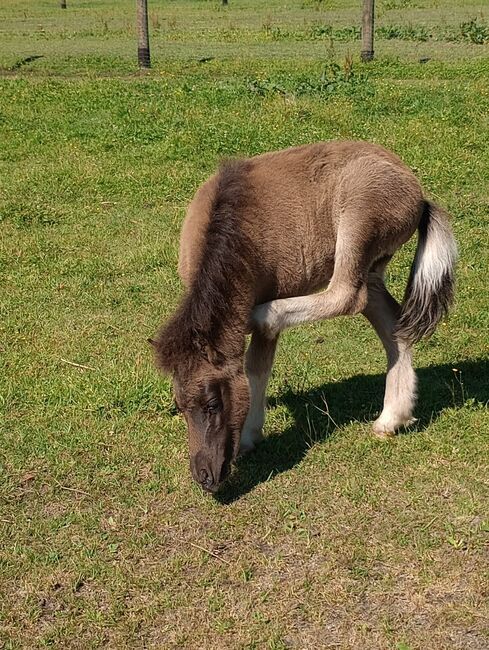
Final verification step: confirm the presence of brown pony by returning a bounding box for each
[152,141,457,493]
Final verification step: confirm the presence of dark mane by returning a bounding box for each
[155,159,255,373]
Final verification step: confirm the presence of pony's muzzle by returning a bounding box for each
[191,452,229,493]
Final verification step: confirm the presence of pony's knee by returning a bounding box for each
[251,302,281,338]
[330,281,368,316]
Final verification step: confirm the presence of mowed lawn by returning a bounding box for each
[1,1,489,648]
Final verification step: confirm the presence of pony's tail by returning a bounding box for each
[395,200,457,345]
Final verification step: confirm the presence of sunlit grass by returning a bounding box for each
[1,1,488,648]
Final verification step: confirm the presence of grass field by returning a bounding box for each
[1,1,489,648]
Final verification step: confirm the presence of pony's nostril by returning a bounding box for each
[199,469,213,489]
[199,468,208,483]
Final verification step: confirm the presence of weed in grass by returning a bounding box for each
[443,16,489,44]
[395,643,413,650]
[150,12,161,32]
[262,23,361,43]
[377,23,432,42]
[308,23,361,42]
[262,14,273,37]
[459,16,489,44]
[382,0,420,9]
[301,0,330,9]
[247,57,372,100]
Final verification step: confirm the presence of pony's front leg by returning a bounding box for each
[240,330,279,454]
[251,282,368,339]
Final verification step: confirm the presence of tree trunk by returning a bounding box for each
[61,0,67,8]
[136,0,151,68]
[361,0,375,62]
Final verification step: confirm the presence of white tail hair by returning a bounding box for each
[396,200,457,345]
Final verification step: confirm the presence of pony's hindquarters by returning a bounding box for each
[396,200,457,345]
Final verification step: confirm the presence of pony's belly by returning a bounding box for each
[254,218,336,302]
[274,255,335,300]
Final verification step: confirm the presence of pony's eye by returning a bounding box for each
[205,398,220,414]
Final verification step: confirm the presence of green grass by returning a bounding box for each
[1,1,489,648]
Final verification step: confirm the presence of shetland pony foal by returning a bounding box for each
[152,141,456,493]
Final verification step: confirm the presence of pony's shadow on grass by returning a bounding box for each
[215,358,489,504]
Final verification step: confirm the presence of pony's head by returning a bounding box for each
[151,326,249,493]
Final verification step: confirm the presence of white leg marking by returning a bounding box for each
[240,332,278,454]
[363,274,417,437]
[372,348,417,437]
[240,370,268,454]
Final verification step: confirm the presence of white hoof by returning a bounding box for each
[238,441,255,457]
[239,427,263,456]
[372,411,417,438]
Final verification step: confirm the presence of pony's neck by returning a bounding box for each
[184,158,257,361]
[156,158,258,373]
[219,283,255,358]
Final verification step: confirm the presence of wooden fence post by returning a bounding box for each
[136,0,151,68]
[361,0,375,62]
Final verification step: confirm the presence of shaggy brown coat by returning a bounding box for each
[153,141,456,492]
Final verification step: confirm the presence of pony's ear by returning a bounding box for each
[149,330,179,374]
[151,312,226,372]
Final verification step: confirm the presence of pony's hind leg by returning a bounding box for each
[240,330,279,454]
[363,272,417,436]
